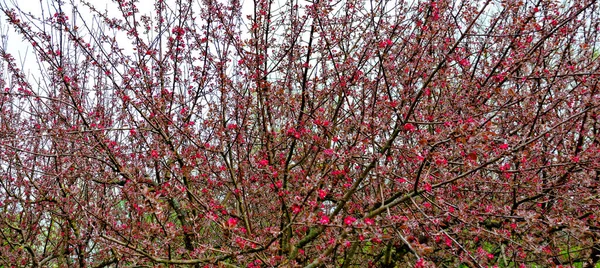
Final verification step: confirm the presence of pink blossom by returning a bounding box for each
[291,204,302,214]
[318,189,327,199]
[415,258,425,268]
[257,159,269,168]
[459,58,470,67]
[424,183,432,192]
[403,123,416,131]
[226,217,239,228]
[445,235,452,247]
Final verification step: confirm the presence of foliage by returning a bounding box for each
[0,0,599,266]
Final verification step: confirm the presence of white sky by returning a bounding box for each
[1,0,316,81]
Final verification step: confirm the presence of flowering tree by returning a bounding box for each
[0,0,599,266]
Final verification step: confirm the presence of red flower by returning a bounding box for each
[378,38,392,48]
[445,235,452,247]
[257,159,269,168]
[364,218,375,225]
[226,217,239,228]
[415,258,425,268]
[403,123,416,131]
[171,26,185,36]
[291,204,302,214]
[319,215,329,224]
[344,216,356,225]
[318,189,327,199]
[424,183,432,192]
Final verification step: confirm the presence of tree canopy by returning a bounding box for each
[0,0,599,266]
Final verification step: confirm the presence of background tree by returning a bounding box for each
[0,0,599,266]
